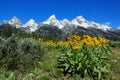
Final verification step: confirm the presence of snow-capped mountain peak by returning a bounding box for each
[71,16,90,28]
[43,15,59,24]
[25,19,37,26]
[61,19,70,23]
[71,16,112,31]
[24,19,38,32]
[8,16,23,28]
[0,15,114,33]
[42,15,64,29]
[48,15,56,20]
[75,16,86,22]
[42,15,112,30]
[8,16,22,25]
[60,19,71,26]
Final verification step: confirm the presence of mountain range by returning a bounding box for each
[0,15,120,39]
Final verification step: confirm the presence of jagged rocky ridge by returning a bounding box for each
[0,15,120,39]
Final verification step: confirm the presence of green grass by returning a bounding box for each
[111,47,120,80]
[38,49,63,79]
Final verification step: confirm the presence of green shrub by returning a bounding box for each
[0,34,43,71]
[18,38,43,69]
[19,38,41,54]
[109,41,120,47]
[0,69,16,80]
[0,34,19,70]
[57,44,113,80]
[0,36,6,55]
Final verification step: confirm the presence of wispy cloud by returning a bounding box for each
[116,26,120,29]
[104,22,110,25]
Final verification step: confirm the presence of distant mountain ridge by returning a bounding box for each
[0,15,120,39]
[0,15,113,32]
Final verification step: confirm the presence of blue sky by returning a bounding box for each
[0,0,120,28]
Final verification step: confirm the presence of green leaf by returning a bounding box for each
[77,63,82,70]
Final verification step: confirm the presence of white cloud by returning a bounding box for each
[104,22,110,25]
[116,26,120,29]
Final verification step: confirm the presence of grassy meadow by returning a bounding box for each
[0,34,120,80]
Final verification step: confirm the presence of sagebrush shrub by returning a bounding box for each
[18,38,43,68]
[0,34,19,70]
[0,36,6,55]
[0,35,43,70]
[109,41,120,47]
